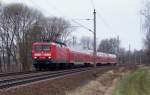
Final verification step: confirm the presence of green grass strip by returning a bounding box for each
[113,68,150,95]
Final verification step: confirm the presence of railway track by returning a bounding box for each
[0,71,41,77]
[0,64,140,89]
[0,67,95,89]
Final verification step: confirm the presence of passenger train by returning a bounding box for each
[32,41,117,70]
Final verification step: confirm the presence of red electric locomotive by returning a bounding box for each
[32,42,71,70]
[32,41,117,70]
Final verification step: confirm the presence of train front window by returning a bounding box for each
[42,45,50,51]
[34,45,50,51]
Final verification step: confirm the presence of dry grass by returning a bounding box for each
[113,67,150,95]
[66,69,131,95]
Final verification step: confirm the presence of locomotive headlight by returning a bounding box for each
[34,56,37,59]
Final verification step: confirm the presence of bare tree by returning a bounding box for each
[66,36,78,47]
[120,49,147,64]
[97,38,120,54]
[38,17,72,43]
[0,2,3,72]
[80,36,93,50]
[0,4,19,72]
[142,1,150,63]
[0,3,43,71]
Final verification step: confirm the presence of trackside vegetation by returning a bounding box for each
[113,68,150,95]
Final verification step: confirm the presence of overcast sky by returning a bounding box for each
[1,0,146,50]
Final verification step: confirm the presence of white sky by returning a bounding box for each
[1,0,146,50]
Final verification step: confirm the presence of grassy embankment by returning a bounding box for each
[113,68,150,95]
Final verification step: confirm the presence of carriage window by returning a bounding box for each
[34,45,50,51]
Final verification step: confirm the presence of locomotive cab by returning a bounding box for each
[32,42,53,70]
[32,43,51,59]
[32,41,69,70]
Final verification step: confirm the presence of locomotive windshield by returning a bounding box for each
[34,45,50,51]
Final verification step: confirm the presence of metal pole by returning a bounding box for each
[134,50,136,64]
[117,36,119,64]
[129,44,131,64]
[93,9,97,68]
[139,53,142,64]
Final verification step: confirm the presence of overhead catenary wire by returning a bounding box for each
[45,0,67,18]
[47,0,93,32]
[46,1,94,32]
[29,0,55,16]
[96,9,119,37]
[89,0,116,35]
[91,0,95,9]
[27,0,94,34]
[71,20,93,32]
[33,0,93,33]
[96,10,112,31]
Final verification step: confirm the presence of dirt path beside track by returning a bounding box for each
[66,66,135,95]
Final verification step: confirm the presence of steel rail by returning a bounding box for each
[0,64,141,89]
[0,67,93,89]
[0,71,40,77]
